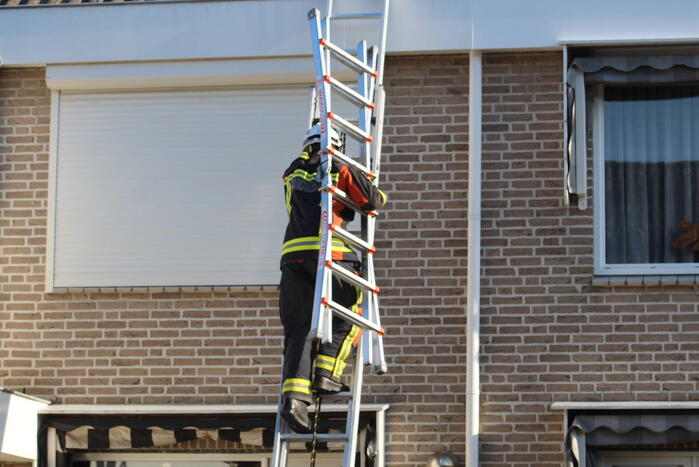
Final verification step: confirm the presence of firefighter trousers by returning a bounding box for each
[279,258,361,403]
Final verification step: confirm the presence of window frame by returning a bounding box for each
[593,83,699,275]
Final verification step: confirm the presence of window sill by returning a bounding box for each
[592,274,699,287]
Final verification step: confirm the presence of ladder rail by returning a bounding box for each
[308,7,334,342]
[343,335,364,467]
[271,387,288,467]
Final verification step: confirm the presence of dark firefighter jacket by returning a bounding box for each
[281,150,387,264]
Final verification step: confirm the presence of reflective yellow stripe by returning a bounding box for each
[282,237,353,256]
[284,236,349,246]
[283,378,312,395]
[286,169,339,183]
[315,354,335,371]
[287,169,317,182]
[283,244,320,254]
[284,179,292,217]
[282,245,353,255]
[333,291,362,378]
[316,354,345,375]
[317,355,335,364]
[354,291,364,312]
[283,385,312,395]
[283,238,349,247]
[316,362,334,371]
[298,152,310,160]
[334,327,358,378]
[284,378,311,387]
[285,236,320,246]
[379,189,388,205]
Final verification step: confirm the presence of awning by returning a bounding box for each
[39,404,388,467]
[565,52,699,210]
[566,413,699,467]
[45,414,283,450]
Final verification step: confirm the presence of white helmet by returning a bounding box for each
[303,123,341,149]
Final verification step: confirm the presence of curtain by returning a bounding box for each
[603,84,699,264]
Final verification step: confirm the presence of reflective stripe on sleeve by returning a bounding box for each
[286,169,339,183]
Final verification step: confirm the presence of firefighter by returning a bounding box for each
[279,123,387,433]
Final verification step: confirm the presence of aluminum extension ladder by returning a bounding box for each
[272,1,390,466]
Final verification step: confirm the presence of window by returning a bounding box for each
[45,60,359,290]
[566,47,699,276]
[49,86,303,289]
[594,82,699,275]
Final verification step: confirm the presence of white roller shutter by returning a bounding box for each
[50,86,357,289]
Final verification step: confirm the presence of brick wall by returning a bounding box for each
[0,57,468,466]
[379,55,468,463]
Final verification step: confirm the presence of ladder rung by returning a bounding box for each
[327,260,380,294]
[330,13,383,20]
[322,185,379,217]
[325,75,375,110]
[323,297,383,334]
[329,112,372,143]
[328,147,374,178]
[319,38,378,77]
[330,224,374,253]
[281,433,349,441]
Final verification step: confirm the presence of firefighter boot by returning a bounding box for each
[281,398,311,433]
[313,373,349,395]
